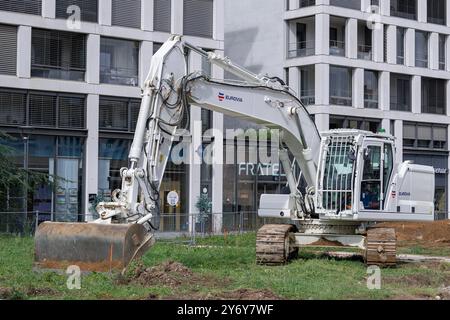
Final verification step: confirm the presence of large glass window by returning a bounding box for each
[100,37,139,86]
[330,66,352,106]
[32,29,86,81]
[361,145,382,210]
[329,0,360,10]
[56,0,98,23]
[415,31,429,68]
[364,70,378,109]
[396,27,406,64]
[439,34,446,70]
[391,0,417,20]
[154,0,171,32]
[390,73,411,111]
[300,65,315,105]
[0,0,41,15]
[403,123,447,150]
[112,0,141,29]
[0,24,17,76]
[183,0,213,38]
[428,0,446,25]
[99,97,140,132]
[422,78,446,115]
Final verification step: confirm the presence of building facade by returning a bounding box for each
[225,0,450,219]
[0,0,227,232]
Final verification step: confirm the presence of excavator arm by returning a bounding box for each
[34,36,321,272]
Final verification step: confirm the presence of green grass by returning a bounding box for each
[0,233,449,300]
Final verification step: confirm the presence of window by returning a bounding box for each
[439,34,446,70]
[154,0,171,32]
[99,97,141,132]
[112,0,141,29]
[183,0,213,38]
[329,0,360,10]
[0,0,41,15]
[329,116,381,133]
[390,73,411,111]
[361,145,381,210]
[391,0,417,20]
[364,70,378,109]
[0,24,17,76]
[396,27,406,64]
[422,78,446,115]
[428,0,446,25]
[403,123,447,150]
[383,144,394,199]
[56,0,98,23]
[201,52,212,133]
[415,31,429,68]
[100,37,139,86]
[329,18,346,56]
[31,29,86,81]
[300,65,315,105]
[330,66,352,106]
[0,88,85,129]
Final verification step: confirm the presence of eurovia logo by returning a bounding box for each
[218,92,243,103]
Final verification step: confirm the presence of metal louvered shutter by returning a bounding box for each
[130,100,141,131]
[154,0,171,32]
[0,0,42,15]
[29,94,57,127]
[56,0,98,23]
[183,0,213,38]
[0,91,26,125]
[112,0,141,29]
[59,96,85,129]
[99,98,128,131]
[0,24,17,76]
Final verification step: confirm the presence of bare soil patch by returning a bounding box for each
[149,288,281,300]
[25,287,57,297]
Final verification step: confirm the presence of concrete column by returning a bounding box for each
[86,34,100,84]
[345,18,357,59]
[17,26,31,79]
[386,25,397,64]
[315,13,329,56]
[447,1,450,28]
[373,23,384,63]
[394,120,403,164]
[429,33,439,70]
[379,71,390,111]
[289,67,301,97]
[288,20,297,55]
[381,119,391,134]
[411,76,421,114]
[405,28,415,67]
[211,50,224,234]
[42,0,55,19]
[188,53,202,232]
[353,68,364,109]
[99,0,112,26]
[84,94,99,220]
[171,0,183,35]
[417,0,427,23]
[213,0,224,41]
[315,113,330,132]
[142,0,154,31]
[289,0,298,10]
[446,80,450,117]
[361,0,371,13]
[139,41,153,87]
[315,64,329,106]
[380,0,390,16]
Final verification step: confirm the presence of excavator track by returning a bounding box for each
[256,224,298,266]
[364,227,397,267]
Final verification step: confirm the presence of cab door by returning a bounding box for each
[360,141,383,211]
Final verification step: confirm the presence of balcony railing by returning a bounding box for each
[330,40,345,56]
[287,41,315,58]
[300,89,315,105]
[390,96,411,112]
[288,0,316,10]
[364,93,378,109]
[391,7,417,20]
[330,91,352,106]
[397,55,405,65]
[439,61,446,70]
[358,45,373,61]
[100,67,138,86]
[428,17,446,26]
[415,57,428,68]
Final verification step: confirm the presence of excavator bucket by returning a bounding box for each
[34,222,155,272]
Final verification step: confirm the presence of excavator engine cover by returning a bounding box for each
[34,222,155,272]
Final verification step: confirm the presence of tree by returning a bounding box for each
[195,193,212,236]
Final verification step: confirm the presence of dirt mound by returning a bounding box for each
[311,238,344,247]
[378,220,450,244]
[26,287,57,297]
[131,261,224,288]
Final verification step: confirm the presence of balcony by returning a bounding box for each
[330,91,352,106]
[330,40,345,56]
[288,41,315,58]
[300,89,315,105]
[364,93,378,109]
[358,45,373,61]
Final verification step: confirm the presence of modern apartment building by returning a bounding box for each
[225,0,450,219]
[0,0,226,232]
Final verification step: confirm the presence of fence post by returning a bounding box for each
[239,211,244,234]
[35,211,39,234]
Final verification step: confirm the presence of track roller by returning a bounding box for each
[364,227,397,267]
[256,224,298,266]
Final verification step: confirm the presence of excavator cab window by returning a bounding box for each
[361,145,382,210]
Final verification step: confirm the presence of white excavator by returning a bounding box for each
[34,36,435,271]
